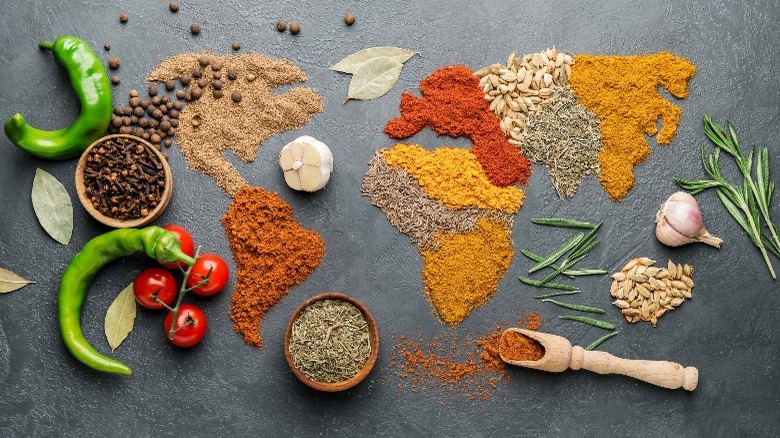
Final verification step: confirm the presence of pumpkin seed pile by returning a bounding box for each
[610,258,695,327]
[474,48,575,145]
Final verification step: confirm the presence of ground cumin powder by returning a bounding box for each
[390,312,542,400]
[568,52,696,201]
[147,52,323,197]
[222,187,325,348]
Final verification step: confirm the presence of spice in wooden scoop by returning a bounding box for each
[289,299,371,383]
[499,330,544,362]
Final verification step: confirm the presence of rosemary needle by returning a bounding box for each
[531,217,598,229]
[559,315,615,330]
[541,299,605,314]
[585,331,618,351]
[519,276,579,291]
[532,290,581,299]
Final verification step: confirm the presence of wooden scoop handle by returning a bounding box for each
[570,346,698,391]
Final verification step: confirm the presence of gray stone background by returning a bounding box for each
[1,0,779,436]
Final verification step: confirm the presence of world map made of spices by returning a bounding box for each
[363,51,696,325]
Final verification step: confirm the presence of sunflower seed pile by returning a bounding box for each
[474,48,575,145]
[610,258,695,327]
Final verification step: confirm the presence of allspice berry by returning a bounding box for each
[231,90,242,103]
[190,23,201,35]
[231,41,241,51]
[169,2,179,12]
[213,89,223,99]
[111,75,121,85]
[190,87,203,100]
[276,20,287,32]
[345,13,355,25]
[289,22,300,35]
[108,57,120,69]
[119,13,129,23]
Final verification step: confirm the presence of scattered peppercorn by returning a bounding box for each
[232,41,241,51]
[129,89,139,98]
[212,71,222,80]
[110,75,121,85]
[108,57,120,69]
[213,89,223,99]
[165,80,176,91]
[151,96,161,106]
[190,24,200,35]
[169,2,179,12]
[179,73,191,86]
[164,139,173,147]
[176,89,186,99]
[192,69,202,79]
[119,13,129,23]
[289,22,300,35]
[227,69,237,80]
[133,106,144,117]
[197,78,208,88]
[104,43,110,51]
[345,13,355,25]
[211,61,222,71]
[212,80,223,90]
[276,20,287,32]
[148,84,158,96]
[190,87,203,100]
[198,56,210,67]
[231,90,242,103]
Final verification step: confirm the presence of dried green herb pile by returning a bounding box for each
[521,85,602,198]
[289,299,371,384]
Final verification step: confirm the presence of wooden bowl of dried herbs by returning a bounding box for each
[284,293,379,392]
[75,134,173,228]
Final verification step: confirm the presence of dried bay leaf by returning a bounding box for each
[104,283,137,352]
[345,57,403,102]
[31,168,73,245]
[0,267,35,294]
[329,46,418,74]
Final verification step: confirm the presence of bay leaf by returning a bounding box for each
[0,267,35,294]
[330,46,418,74]
[345,57,403,102]
[31,168,73,245]
[104,283,137,352]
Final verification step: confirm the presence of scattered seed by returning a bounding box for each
[231,90,242,103]
[108,57,120,69]
[119,13,128,23]
[276,20,287,32]
[110,75,120,85]
[231,41,241,51]
[345,13,356,26]
[165,80,176,91]
[169,2,179,12]
[104,43,111,51]
[148,84,158,96]
[246,73,256,82]
[213,89,223,99]
[289,22,300,34]
[190,23,201,35]
[227,69,237,80]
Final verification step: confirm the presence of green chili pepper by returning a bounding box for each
[59,226,196,375]
[5,36,112,160]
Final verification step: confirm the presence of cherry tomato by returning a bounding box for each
[186,254,229,296]
[163,304,207,347]
[160,225,195,270]
[133,267,178,310]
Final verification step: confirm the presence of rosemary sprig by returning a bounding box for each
[519,276,579,291]
[528,233,584,274]
[530,217,598,229]
[676,116,777,279]
[539,223,603,286]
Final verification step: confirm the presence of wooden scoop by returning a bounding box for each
[499,328,698,391]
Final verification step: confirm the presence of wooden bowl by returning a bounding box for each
[75,134,173,228]
[284,293,380,392]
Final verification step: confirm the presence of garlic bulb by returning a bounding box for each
[279,136,333,192]
[655,191,722,248]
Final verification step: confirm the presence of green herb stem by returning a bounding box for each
[559,315,615,330]
[520,249,605,277]
[531,217,598,229]
[541,299,605,314]
[585,331,618,351]
[528,233,584,274]
[532,290,581,299]
[519,276,579,291]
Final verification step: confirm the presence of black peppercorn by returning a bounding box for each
[190,23,200,35]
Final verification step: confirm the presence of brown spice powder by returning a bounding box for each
[222,187,325,348]
[499,331,544,362]
[147,52,323,197]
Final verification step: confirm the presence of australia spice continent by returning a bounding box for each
[363,66,528,325]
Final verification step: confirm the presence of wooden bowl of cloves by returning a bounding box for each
[284,293,380,392]
[75,134,173,228]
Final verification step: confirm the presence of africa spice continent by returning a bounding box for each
[362,66,529,325]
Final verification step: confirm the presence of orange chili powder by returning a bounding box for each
[500,331,544,362]
[384,65,532,187]
[222,187,325,348]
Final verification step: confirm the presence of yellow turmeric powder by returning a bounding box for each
[569,52,697,201]
[383,143,524,213]
[420,218,513,325]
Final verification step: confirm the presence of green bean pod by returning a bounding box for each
[59,226,196,375]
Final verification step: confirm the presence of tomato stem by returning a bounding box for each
[168,245,202,340]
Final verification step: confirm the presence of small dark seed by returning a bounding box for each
[289,22,300,35]
[212,71,222,80]
[164,139,173,147]
[123,107,133,116]
[176,89,186,99]
[138,118,149,128]
[159,120,171,132]
[213,89,223,99]
[111,116,122,127]
[113,105,124,116]
[173,101,182,110]
[198,56,210,67]
[197,78,208,88]
[179,73,191,85]
[133,127,144,137]
[276,20,287,32]
[192,69,202,79]
[345,13,355,25]
[170,109,180,118]
[169,2,179,12]
[140,99,151,108]
[159,105,168,114]
[148,84,158,96]
[152,109,163,120]
[130,115,138,124]
[165,80,175,91]
[108,57,120,69]
[119,13,128,23]
[111,75,120,85]
[227,70,237,81]
[190,87,203,100]
[119,125,132,134]
[231,90,242,103]
[142,132,150,140]
[231,41,241,51]
[168,128,176,136]
[211,62,222,71]
[212,80,222,90]
[190,23,200,35]
[170,119,180,128]
[149,119,159,129]
[104,43,111,51]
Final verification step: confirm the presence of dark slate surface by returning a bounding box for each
[1,1,779,436]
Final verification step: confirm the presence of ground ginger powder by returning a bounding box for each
[568,52,696,201]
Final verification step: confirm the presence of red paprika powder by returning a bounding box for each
[384,65,532,187]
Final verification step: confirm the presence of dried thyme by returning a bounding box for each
[521,85,602,199]
[289,299,371,384]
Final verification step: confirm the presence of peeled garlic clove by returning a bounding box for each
[279,136,333,192]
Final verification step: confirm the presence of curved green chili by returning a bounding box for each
[59,226,195,375]
[4,35,112,159]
